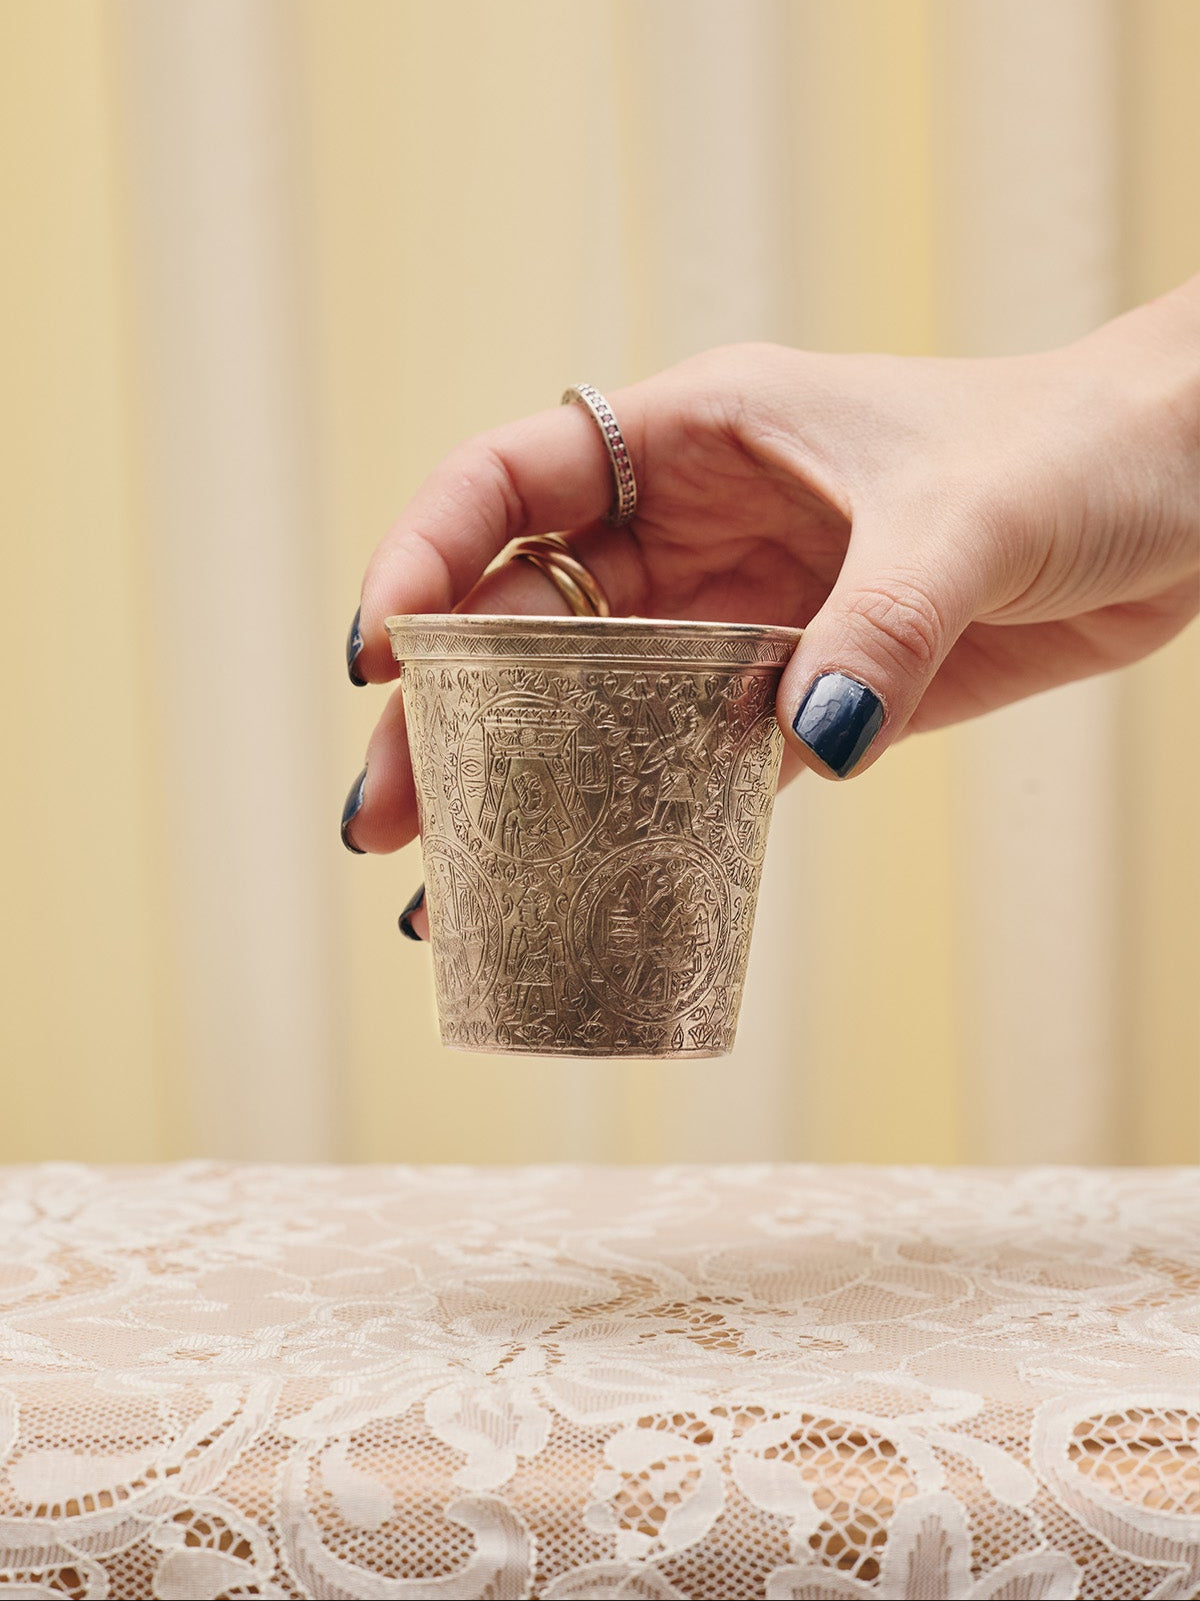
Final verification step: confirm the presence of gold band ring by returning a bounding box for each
[503,533,611,618]
[562,383,638,526]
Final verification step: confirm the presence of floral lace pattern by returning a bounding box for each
[0,1163,1197,1599]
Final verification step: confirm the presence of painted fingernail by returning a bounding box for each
[346,605,366,686]
[398,883,425,941]
[341,767,368,853]
[792,671,884,778]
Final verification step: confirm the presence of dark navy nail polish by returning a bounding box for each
[341,767,367,853]
[398,883,426,941]
[346,605,366,686]
[400,883,428,941]
[792,672,884,778]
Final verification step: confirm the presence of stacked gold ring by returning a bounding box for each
[504,532,610,617]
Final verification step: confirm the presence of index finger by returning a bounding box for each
[354,398,641,684]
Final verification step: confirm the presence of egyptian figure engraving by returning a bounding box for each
[459,694,609,859]
[422,843,500,1010]
[399,637,789,1056]
[638,699,715,839]
[571,840,729,1023]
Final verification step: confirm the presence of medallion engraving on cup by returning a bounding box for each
[570,838,733,1025]
[389,616,800,1058]
[457,692,611,860]
[422,841,502,1010]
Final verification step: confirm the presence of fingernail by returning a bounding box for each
[341,767,368,853]
[398,883,425,941]
[346,605,366,686]
[792,671,884,778]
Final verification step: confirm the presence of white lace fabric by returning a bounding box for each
[0,1164,1197,1600]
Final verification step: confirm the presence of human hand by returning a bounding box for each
[343,278,1200,932]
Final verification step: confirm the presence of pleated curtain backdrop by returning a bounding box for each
[1,0,1196,1165]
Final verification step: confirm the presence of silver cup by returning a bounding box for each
[388,615,800,1058]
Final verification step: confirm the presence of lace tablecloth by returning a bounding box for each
[0,1164,1197,1600]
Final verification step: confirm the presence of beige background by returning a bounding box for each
[0,0,1195,1166]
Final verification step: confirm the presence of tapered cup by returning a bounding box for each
[387,615,801,1057]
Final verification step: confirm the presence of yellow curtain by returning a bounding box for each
[1,0,1195,1165]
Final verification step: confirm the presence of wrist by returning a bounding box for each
[1075,278,1200,550]
[1082,274,1200,434]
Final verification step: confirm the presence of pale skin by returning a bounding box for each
[346,278,1200,939]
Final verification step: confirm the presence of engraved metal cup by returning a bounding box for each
[387,615,801,1058]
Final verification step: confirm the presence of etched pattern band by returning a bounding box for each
[392,617,800,1057]
[562,383,638,526]
[388,614,797,665]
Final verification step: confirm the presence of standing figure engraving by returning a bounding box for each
[505,888,563,1026]
[641,700,713,838]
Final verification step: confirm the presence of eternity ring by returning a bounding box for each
[503,532,611,617]
[562,383,638,526]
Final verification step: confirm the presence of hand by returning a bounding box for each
[344,278,1200,886]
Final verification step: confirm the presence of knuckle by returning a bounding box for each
[476,441,528,531]
[442,434,488,482]
[687,339,791,376]
[678,341,798,406]
[848,579,946,675]
[442,434,527,534]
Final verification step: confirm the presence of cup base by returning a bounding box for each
[441,1040,729,1061]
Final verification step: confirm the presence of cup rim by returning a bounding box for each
[386,612,802,661]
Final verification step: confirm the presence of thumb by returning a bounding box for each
[778,520,984,780]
